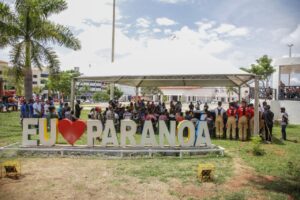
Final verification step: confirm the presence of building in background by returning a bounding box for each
[159,87,240,103]
[0,60,9,96]
[32,67,49,89]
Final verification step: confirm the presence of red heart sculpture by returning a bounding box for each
[58,119,86,145]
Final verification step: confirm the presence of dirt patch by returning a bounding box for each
[172,157,278,200]
[0,158,176,200]
[0,157,280,200]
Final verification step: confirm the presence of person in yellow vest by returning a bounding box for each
[237,100,249,141]
[214,101,225,139]
[226,102,237,139]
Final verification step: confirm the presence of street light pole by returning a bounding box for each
[110,0,116,100]
[111,0,116,63]
[287,44,294,58]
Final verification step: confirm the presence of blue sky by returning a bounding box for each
[1,0,300,83]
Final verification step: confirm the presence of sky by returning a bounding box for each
[1,0,300,83]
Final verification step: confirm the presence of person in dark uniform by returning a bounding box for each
[75,100,83,119]
[262,105,274,143]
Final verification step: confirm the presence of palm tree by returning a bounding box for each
[226,86,238,102]
[0,0,81,100]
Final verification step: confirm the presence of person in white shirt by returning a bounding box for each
[44,100,50,117]
[32,98,42,118]
[123,107,132,120]
[214,101,226,139]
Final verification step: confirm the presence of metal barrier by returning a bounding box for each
[278,86,300,101]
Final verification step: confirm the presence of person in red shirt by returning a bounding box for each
[175,112,184,122]
[237,100,249,141]
[226,102,237,139]
[248,104,255,136]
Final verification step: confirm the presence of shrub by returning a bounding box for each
[251,136,265,156]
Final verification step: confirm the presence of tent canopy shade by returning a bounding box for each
[75,74,255,87]
[72,73,260,136]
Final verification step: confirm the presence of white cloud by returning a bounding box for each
[291,77,300,85]
[0,1,251,76]
[157,0,187,4]
[136,18,151,28]
[164,29,172,34]
[215,24,236,34]
[153,28,162,33]
[214,23,249,37]
[156,17,177,26]
[196,21,215,31]
[227,27,249,36]
[50,0,121,27]
[281,24,300,45]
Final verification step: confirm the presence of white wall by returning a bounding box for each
[271,100,300,124]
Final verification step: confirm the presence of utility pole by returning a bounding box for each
[287,44,293,58]
[110,0,116,100]
[111,0,116,63]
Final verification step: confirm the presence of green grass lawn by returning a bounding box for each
[0,110,300,199]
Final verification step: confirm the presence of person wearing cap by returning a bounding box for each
[248,103,255,136]
[280,107,288,141]
[214,101,225,139]
[262,105,274,143]
[237,100,249,141]
[226,102,237,139]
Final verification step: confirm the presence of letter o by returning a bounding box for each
[177,120,195,147]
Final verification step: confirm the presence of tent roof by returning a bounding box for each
[76,59,256,87]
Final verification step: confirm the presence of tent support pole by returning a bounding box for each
[135,86,139,100]
[254,76,259,135]
[238,86,241,102]
[110,83,115,100]
[70,78,75,111]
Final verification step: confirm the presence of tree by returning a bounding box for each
[141,87,163,96]
[226,86,238,102]
[46,70,80,99]
[0,0,81,100]
[33,85,42,95]
[92,91,110,102]
[79,85,91,98]
[106,86,124,100]
[240,55,275,98]
[2,66,24,95]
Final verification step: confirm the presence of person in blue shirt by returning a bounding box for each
[20,100,29,125]
[57,103,63,120]
[28,99,34,118]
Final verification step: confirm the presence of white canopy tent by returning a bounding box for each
[75,58,256,87]
[72,60,260,135]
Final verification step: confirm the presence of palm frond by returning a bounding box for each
[33,41,60,74]
[9,41,25,68]
[10,47,25,83]
[35,21,81,50]
[0,2,22,46]
[38,0,67,17]
[31,41,43,70]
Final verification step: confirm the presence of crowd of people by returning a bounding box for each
[279,86,300,100]
[0,96,18,112]
[87,99,289,142]
[17,96,289,142]
[19,97,83,124]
